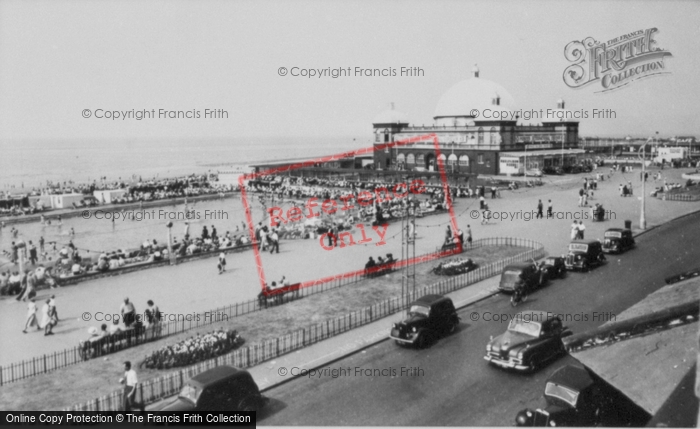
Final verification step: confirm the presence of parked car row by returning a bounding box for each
[161,227,638,418]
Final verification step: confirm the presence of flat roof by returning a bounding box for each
[571,277,700,415]
[500,149,586,157]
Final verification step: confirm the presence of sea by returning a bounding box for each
[0,136,368,259]
[0,136,368,190]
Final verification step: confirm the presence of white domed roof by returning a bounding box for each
[373,103,409,125]
[433,69,516,120]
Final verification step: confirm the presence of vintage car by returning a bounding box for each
[564,240,606,272]
[539,256,566,280]
[498,262,545,293]
[156,366,268,411]
[485,311,572,372]
[601,228,635,254]
[390,294,460,348]
[515,365,650,426]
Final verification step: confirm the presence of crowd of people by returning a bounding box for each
[0,173,238,219]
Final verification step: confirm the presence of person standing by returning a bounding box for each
[547,200,553,218]
[217,252,227,274]
[269,229,279,254]
[22,298,38,333]
[146,300,161,328]
[120,297,136,328]
[578,188,584,207]
[120,361,142,412]
[479,195,485,210]
[29,241,38,265]
[211,225,217,240]
[570,221,579,240]
[466,225,472,246]
[39,236,45,254]
[536,200,543,219]
[578,220,586,240]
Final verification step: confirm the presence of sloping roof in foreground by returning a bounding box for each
[571,277,699,416]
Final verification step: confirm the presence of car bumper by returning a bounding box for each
[390,330,418,344]
[602,246,619,254]
[484,355,529,371]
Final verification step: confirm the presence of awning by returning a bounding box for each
[500,149,586,157]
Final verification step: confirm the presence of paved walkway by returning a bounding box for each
[1,166,698,368]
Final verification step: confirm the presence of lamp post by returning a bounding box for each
[639,139,649,230]
[166,222,176,265]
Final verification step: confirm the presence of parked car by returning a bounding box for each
[525,169,543,177]
[515,365,650,426]
[156,366,268,411]
[540,256,566,280]
[390,294,460,348]
[564,240,606,272]
[484,311,572,372]
[498,262,546,293]
[601,228,635,254]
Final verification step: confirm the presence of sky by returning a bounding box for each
[1,0,699,146]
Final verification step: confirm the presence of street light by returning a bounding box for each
[639,138,650,230]
[166,222,176,265]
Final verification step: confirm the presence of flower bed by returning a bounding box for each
[140,329,245,370]
[431,258,477,276]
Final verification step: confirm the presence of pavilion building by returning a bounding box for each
[372,65,584,176]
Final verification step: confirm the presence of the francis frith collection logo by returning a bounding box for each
[563,28,672,93]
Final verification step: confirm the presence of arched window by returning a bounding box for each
[438,153,446,162]
[406,153,415,165]
[478,127,484,145]
[416,154,425,165]
[459,155,470,166]
[396,153,405,164]
[448,154,458,166]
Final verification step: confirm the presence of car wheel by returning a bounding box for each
[416,332,427,349]
[582,262,589,272]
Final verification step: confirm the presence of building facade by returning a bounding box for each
[372,65,582,175]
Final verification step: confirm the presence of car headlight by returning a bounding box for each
[412,327,417,332]
[549,419,557,427]
[486,343,492,351]
[517,351,524,359]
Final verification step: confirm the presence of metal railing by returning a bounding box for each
[63,237,544,412]
[0,237,524,386]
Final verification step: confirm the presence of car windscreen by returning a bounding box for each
[544,382,579,408]
[178,384,199,404]
[501,270,522,283]
[507,319,541,337]
[408,305,430,317]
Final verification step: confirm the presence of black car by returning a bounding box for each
[540,256,566,280]
[390,294,460,348]
[601,228,635,254]
[485,311,571,372]
[515,364,650,426]
[564,240,606,272]
[155,366,268,411]
[498,262,545,293]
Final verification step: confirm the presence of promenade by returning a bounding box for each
[1,166,698,370]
